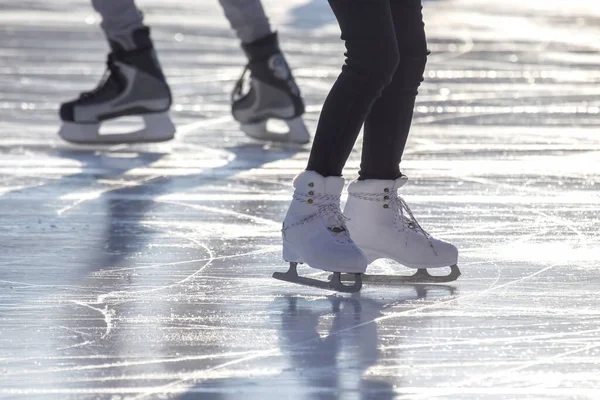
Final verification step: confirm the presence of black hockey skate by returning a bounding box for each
[232,32,309,144]
[58,27,175,144]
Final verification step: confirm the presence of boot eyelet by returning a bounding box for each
[384,188,390,193]
[307,199,313,204]
[308,182,314,187]
[384,195,389,200]
[383,204,389,209]
[308,191,314,195]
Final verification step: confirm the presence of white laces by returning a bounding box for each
[389,193,431,238]
[283,192,352,243]
[349,187,436,253]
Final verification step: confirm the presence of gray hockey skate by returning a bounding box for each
[58,27,175,144]
[232,33,309,144]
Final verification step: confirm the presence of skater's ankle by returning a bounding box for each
[242,32,281,62]
[104,27,168,84]
[106,26,154,54]
[357,171,404,181]
[303,168,343,179]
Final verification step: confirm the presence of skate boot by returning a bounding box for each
[232,32,309,144]
[342,176,460,284]
[273,171,368,293]
[58,27,175,144]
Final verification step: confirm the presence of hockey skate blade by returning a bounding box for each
[58,112,176,145]
[273,262,362,293]
[241,117,310,145]
[332,265,461,285]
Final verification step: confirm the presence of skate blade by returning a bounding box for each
[273,262,362,293]
[331,265,461,285]
[241,117,310,145]
[58,112,176,145]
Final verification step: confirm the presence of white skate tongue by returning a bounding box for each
[392,175,423,231]
[393,193,430,238]
[318,202,351,243]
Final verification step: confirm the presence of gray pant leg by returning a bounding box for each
[218,0,272,44]
[91,0,145,49]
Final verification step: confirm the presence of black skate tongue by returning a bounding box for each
[80,56,124,100]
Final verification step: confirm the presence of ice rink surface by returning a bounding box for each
[1,0,600,398]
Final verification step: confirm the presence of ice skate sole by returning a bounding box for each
[273,262,362,293]
[332,264,461,285]
[59,112,176,145]
[241,117,310,144]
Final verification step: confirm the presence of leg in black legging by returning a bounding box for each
[360,0,428,180]
[306,0,400,177]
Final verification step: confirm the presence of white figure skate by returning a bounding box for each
[58,27,175,145]
[232,33,310,145]
[340,176,460,285]
[274,171,368,293]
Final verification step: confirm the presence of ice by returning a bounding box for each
[1,0,600,398]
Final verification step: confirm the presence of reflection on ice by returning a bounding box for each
[1,0,600,398]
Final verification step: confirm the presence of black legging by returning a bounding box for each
[306,0,428,180]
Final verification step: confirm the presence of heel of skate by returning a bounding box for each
[273,263,363,293]
[241,116,310,145]
[142,112,176,141]
[282,243,302,263]
[333,264,461,285]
